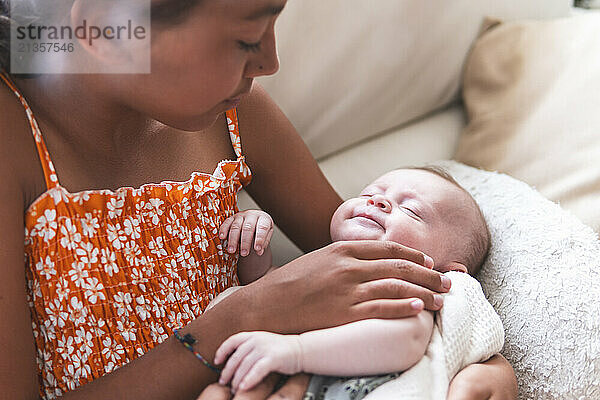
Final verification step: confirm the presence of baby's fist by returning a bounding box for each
[219,210,274,257]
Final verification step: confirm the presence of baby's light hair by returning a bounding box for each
[400,165,491,276]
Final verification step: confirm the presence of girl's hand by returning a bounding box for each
[197,373,310,400]
[447,354,518,400]
[215,332,302,393]
[232,240,449,335]
[220,210,274,256]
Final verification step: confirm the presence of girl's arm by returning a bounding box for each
[216,312,434,392]
[447,354,518,400]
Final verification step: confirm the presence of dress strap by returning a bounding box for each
[225,108,243,159]
[0,71,60,190]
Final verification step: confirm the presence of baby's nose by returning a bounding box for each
[367,195,392,213]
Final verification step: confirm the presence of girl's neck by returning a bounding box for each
[13,74,156,156]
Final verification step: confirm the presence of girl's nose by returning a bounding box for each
[367,195,392,213]
[245,25,280,78]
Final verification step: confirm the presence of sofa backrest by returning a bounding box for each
[258,0,573,159]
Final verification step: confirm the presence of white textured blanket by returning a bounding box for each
[363,272,504,400]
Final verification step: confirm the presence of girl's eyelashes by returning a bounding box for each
[237,40,262,53]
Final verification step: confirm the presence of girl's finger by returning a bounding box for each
[220,215,236,240]
[238,358,272,392]
[266,373,310,400]
[232,373,280,400]
[337,240,433,267]
[253,215,272,252]
[353,298,426,320]
[227,215,245,253]
[196,383,232,400]
[355,276,442,310]
[360,258,449,295]
[239,214,258,257]
[219,342,254,385]
[214,332,251,365]
[232,351,261,391]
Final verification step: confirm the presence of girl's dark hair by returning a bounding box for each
[151,0,202,25]
[0,0,204,73]
[0,0,9,72]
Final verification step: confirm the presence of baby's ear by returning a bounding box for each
[436,261,468,274]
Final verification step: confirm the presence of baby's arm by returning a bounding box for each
[215,312,434,392]
[219,210,276,285]
[300,311,434,376]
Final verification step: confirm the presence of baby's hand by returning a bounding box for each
[219,210,274,257]
[214,331,303,393]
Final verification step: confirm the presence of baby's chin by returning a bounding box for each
[331,227,382,242]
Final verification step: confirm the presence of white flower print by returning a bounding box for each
[167,309,184,327]
[113,292,133,316]
[73,327,94,355]
[68,296,88,325]
[122,240,146,267]
[193,227,209,252]
[130,268,148,292]
[71,349,92,380]
[148,236,168,258]
[165,259,180,278]
[151,297,167,319]
[42,318,57,341]
[100,248,119,277]
[180,197,192,219]
[43,371,60,396]
[60,218,82,251]
[116,318,137,342]
[177,182,193,195]
[135,296,150,321]
[46,298,69,329]
[76,241,99,266]
[101,337,125,367]
[68,261,89,288]
[107,197,125,219]
[83,277,106,304]
[81,212,99,237]
[36,255,56,280]
[55,277,70,301]
[55,334,75,360]
[123,216,142,240]
[106,222,127,250]
[206,264,220,290]
[146,198,164,225]
[35,209,57,242]
[159,276,177,303]
[49,187,70,206]
[72,191,91,205]
[149,322,168,343]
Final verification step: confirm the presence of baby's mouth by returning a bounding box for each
[351,212,384,229]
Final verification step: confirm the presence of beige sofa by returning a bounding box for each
[239,0,576,264]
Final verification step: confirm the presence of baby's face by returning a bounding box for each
[330,169,470,270]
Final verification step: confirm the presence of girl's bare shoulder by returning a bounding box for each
[0,80,46,207]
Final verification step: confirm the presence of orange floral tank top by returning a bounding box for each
[0,72,251,399]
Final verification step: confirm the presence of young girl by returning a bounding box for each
[0,1,516,399]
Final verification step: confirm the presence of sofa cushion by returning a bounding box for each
[437,160,600,399]
[455,14,600,232]
[258,0,571,159]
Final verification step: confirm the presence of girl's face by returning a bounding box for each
[103,0,286,130]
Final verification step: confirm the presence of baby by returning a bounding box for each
[211,166,501,398]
